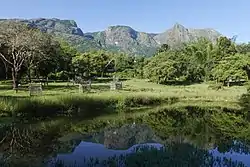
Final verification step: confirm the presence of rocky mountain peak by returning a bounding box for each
[19,18,84,36]
[173,23,186,30]
[0,18,223,56]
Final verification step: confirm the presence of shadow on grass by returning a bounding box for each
[42,85,77,91]
[91,84,110,91]
[42,84,110,93]
[0,85,13,90]
[0,95,28,99]
[91,78,128,84]
[162,80,202,86]
[44,83,111,92]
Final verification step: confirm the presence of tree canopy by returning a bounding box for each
[0,22,250,88]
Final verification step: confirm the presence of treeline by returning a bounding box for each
[0,21,143,89]
[1,21,250,89]
[144,37,250,84]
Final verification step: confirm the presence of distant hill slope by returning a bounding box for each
[0,18,222,56]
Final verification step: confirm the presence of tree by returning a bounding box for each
[236,43,250,54]
[113,53,134,72]
[155,44,170,55]
[211,53,250,82]
[36,39,61,79]
[216,36,237,58]
[72,53,92,79]
[0,21,55,89]
[143,51,179,83]
[133,56,145,78]
[25,30,59,81]
[0,54,9,79]
[183,38,215,81]
[88,50,111,77]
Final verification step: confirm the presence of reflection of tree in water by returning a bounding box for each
[1,106,250,166]
[84,124,162,150]
[122,142,230,167]
[141,107,250,155]
[71,142,246,167]
[215,140,250,155]
[167,118,250,155]
[81,110,250,156]
[0,123,61,166]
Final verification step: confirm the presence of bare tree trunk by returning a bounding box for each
[12,68,18,93]
[5,68,8,80]
[28,69,32,83]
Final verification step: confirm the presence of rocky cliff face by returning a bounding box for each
[88,25,158,56]
[153,23,221,48]
[0,18,222,56]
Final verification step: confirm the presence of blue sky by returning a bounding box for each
[1,0,249,42]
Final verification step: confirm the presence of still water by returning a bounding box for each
[49,124,250,167]
[1,107,250,167]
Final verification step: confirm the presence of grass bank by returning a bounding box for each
[0,94,178,119]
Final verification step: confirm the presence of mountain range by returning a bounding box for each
[0,18,222,56]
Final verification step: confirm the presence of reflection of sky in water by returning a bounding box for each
[49,142,250,167]
[210,148,250,167]
[49,142,163,167]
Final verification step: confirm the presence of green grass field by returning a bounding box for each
[0,78,247,118]
[0,79,246,101]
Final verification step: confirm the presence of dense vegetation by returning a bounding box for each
[144,37,250,84]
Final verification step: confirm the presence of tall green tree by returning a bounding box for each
[72,53,91,79]
[183,38,215,81]
[236,43,250,54]
[144,51,180,83]
[211,53,250,82]
[88,50,111,77]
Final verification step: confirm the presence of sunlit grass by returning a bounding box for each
[0,79,246,101]
[0,78,246,118]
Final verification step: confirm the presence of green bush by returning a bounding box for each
[48,71,70,81]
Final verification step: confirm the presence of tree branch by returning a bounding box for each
[0,52,13,66]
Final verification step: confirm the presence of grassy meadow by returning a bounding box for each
[0,78,247,118]
[0,78,246,100]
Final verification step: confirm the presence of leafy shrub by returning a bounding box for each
[48,71,70,81]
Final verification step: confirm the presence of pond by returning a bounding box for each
[1,106,250,167]
[47,123,250,167]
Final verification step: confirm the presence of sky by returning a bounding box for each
[0,0,249,42]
